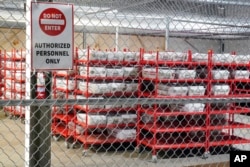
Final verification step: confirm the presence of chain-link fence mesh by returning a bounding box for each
[1,0,250,167]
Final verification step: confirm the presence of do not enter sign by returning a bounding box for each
[39,8,66,36]
[31,2,74,70]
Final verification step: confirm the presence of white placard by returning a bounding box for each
[31,2,74,70]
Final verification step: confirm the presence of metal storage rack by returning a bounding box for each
[51,68,77,145]
[137,49,250,162]
[206,50,250,154]
[72,47,138,155]
[2,49,25,122]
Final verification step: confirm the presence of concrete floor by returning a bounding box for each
[0,111,231,167]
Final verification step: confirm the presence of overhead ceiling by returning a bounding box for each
[1,0,250,39]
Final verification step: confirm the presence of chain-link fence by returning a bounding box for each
[1,0,250,167]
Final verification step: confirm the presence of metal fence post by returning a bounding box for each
[29,71,52,167]
[26,0,53,167]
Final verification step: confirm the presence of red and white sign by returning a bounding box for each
[31,2,74,70]
[39,8,66,36]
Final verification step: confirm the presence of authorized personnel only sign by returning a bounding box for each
[31,2,74,70]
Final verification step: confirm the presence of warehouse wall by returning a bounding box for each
[0,28,25,50]
[0,27,234,54]
[85,33,165,51]
[168,38,221,53]
[224,39,250,55]
[85,33,221,53]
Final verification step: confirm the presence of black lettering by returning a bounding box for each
[45,58,60,64]
[34,43,71,49]
[36,51,71,56]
